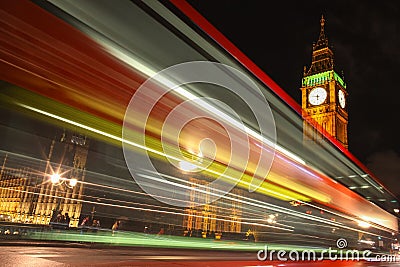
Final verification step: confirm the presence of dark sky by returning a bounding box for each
[186,0,400,196]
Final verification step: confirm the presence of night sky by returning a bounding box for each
[186,0,400,196]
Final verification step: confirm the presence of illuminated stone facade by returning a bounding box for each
[183,177,242,234]
[301,16,349,149]
[0,131,88,227]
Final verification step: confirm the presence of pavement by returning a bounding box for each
[0,238,92,248]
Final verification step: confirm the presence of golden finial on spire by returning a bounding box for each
[317,14,326,44]
[320,15,325,28]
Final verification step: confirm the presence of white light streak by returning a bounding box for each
[102,42,305,165]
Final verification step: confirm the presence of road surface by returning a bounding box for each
[0,242,399,267]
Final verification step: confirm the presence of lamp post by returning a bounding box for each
[49,172,77,226]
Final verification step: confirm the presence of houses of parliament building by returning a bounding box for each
[0,131,88,227]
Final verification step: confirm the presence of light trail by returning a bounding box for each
[102,40,306,166]
[0,139,394,236]
[16,103,308,202]
[0,166,389,237]
[0,150,295,227]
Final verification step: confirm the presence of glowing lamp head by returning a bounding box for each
[266,214,277,224]
[69,178,78,187]
[50,173,61,184]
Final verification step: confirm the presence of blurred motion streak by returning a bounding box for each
[0,0,397,241]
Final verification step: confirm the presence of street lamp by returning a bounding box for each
[69,178,77,187]
[49,172,77,226]
[50,173,61,184]
[50,172,77,188]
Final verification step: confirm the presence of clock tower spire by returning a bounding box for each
[306,15,334,76]
[301,15,349,149]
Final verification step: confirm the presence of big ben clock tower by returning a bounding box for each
[301,15,348,149]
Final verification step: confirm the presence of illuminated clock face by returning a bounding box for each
[308,87,327,105]
[338,89,346,108]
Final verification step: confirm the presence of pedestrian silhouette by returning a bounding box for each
[157,227,164,236]
[112,220,120,236]
[64,213,71,229]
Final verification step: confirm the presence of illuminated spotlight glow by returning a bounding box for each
[69,178,78,187]
[50,173,61,184]
[266,218,276,224]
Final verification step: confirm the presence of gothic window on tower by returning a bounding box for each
[336,120,344,143]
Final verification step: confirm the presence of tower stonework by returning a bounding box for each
[44,131,89,227]
[301,15,348,149]
[0,130,88,227]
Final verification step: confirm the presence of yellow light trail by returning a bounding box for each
[16,103,315,203]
